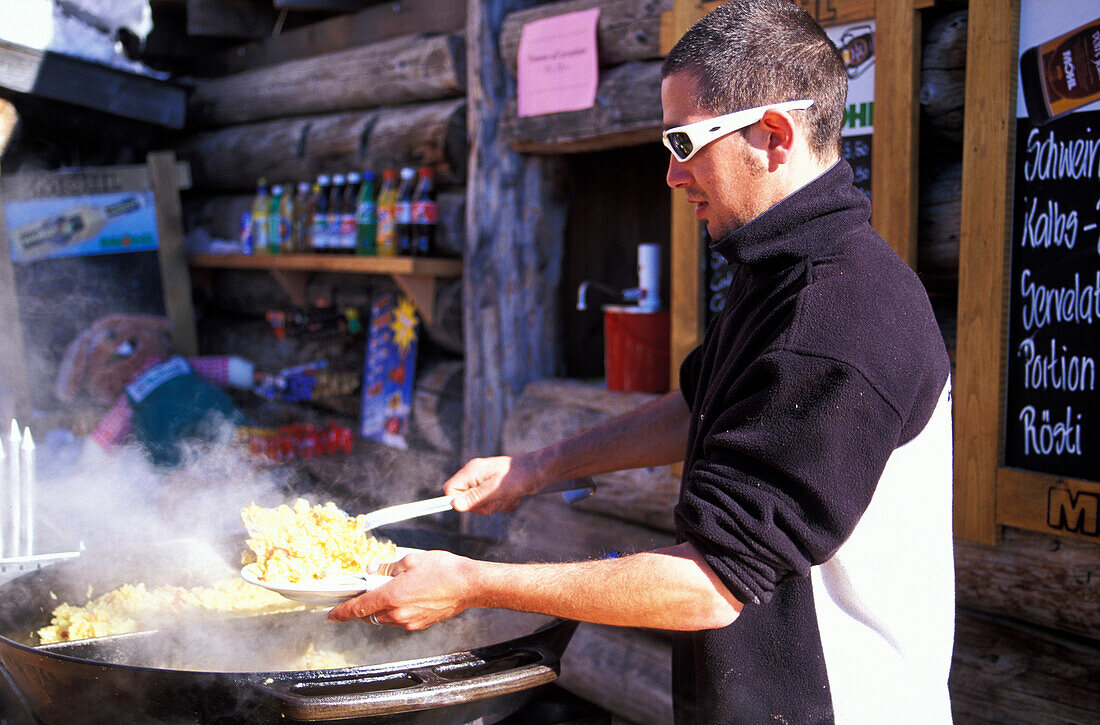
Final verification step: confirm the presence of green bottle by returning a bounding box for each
[355,170,377,255]
[267,185,284,254]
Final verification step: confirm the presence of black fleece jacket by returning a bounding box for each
[672,159,951,723]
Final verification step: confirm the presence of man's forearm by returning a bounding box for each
[464,542,741,630]
[527,391,691,485]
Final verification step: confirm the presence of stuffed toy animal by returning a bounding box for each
[54,314,173,405]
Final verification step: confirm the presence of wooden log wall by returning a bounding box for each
[462,0,568,471]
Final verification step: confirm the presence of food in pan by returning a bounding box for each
[37,578,306,644]
[241,498,397,584]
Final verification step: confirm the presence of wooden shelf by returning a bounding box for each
[187,253,462,324]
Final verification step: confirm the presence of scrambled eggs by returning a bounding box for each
[38,578,306,644]
[241,498,397,583]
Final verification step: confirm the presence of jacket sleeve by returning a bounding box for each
[676,349,903,606]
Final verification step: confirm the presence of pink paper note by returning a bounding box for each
[517,8,600,118]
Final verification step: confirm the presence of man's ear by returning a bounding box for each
[758,109,797,170]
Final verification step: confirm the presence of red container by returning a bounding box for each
[603,305,670,393]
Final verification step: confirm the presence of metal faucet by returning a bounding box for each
[576,280,625,311]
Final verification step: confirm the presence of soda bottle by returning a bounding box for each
[355,170,377,256]
[267,185,285,254]
[394,166,416,256]
[411,166,437,257]
[339,172,360,253]
[326,174,345,254]
[279,185,294,252]
[250,177,269,255]
[309,175,330,253]
[376,168,398,257]
[291,181,310,253]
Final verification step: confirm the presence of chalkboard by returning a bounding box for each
[1004,109,1100,482]
[1003,4,1100,485]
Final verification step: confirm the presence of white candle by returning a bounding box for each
[20,428,34,557]
[5,421,19,557]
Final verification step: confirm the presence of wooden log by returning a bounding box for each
[501,60,663,154]
[188,34,465,127]
[954,526,1100,641]
[503,379,679,533]
[557,624,673,725]
[917,160,961,279]
[177,98,467,191]
[920,10,968,143]
[203,0,466,76]
[949,608,1100,725]
[499,0,671,76]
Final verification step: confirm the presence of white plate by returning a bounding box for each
[241,547,418,605]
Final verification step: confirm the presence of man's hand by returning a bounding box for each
[442,454,541,514]
[327,550,474,629]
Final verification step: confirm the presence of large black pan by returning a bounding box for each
[0,533,576,724]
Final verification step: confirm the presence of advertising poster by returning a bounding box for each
[825,19,875,199]
[1003,1,1100,484]
[360,294,420,449]
[2,168,168,413]
[5,190,158,265]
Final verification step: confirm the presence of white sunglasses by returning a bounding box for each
[662,99,814,162]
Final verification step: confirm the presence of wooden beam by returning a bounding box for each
[0,182,30,420]
[188,33,465,127]
[500,0,670,75]
[205,0,466,75]
[148,152,200,356]
[177,98,468,191]
[870,0,920,267]
[0,39,185,128]
[501,61,662,153]
[954,525,1100,640]
[954,0,1019,545]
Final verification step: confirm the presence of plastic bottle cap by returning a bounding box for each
[318,175,331,185]
[400,167,415,179]
[347,172,361,183]
[333,174,346,184]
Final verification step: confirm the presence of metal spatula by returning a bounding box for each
[361,479,596,531]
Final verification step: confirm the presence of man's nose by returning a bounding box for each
[666,156,691,189]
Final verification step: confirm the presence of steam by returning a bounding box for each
[34,419,291,554]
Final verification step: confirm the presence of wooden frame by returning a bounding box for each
[956,0,1100,545]
[0,154,196,420]
[664,0,927,387]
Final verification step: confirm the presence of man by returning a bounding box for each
[330,1,955,722]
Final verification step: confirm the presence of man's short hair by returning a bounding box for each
[662,0,848,161]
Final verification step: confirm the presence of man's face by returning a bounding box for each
[661,72,768,239]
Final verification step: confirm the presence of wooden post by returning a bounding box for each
[870,0,921,268]
[147,152,199,357]
[954,0,1019,545]
[0,177,30,421]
